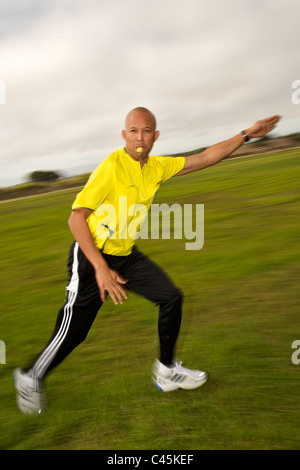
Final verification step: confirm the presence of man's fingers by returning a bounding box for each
[100,287,109,303]
[249,114,281,138]
[101,280,128,305]
[108,284,128,305]
[96,268,128,305]
[116,274,128,284]
[265,114,281,123]
[263,115,281,128]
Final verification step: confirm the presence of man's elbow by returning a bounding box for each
[68,208,92,227]
[68,211,75,230]
[68,209,81,230]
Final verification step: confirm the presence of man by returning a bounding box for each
[14,107,280,414]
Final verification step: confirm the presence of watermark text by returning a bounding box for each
[0,341,6,364]
[291,340,300,365]
[291,80,300,105]
[94,198,204,250]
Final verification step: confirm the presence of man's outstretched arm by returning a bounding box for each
[176,115,281,176]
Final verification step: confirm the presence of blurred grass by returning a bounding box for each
[0,149,299,450]
[0,173,90,201]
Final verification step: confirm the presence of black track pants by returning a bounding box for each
[28,242,183,386]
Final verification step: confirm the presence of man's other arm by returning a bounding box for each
[176,115,281,176]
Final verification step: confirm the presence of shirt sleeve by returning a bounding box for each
[72,158,113,211]
[158,156,186,182]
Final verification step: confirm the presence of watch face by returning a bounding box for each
[242,131,249,142]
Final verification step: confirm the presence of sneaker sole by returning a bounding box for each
[152,374,208,392]
[180,375,208,389]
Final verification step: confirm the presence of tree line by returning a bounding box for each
[26,170,62,183]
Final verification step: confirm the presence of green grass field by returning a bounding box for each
[0,149,299,450]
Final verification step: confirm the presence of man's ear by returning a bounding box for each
[121,129,126,141]
[154,130,160,142]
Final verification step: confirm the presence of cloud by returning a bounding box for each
[0,0,299,186]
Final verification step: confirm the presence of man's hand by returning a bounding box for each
[68,208,128,305]
[95,264,128,305]
[246,115,281,139]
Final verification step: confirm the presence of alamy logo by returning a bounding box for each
[0,341,6,364]
[0,80,6,104]
[95,197,204,250]
[291,340,300,365]
[291,80,300,105]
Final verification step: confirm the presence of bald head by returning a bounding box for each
[125,107,157,131]
[122,107,159,161]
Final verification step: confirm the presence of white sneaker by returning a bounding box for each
[13,368,45,415]
[152,359,208,392]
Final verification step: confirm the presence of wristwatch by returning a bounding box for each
[241,130,250,142]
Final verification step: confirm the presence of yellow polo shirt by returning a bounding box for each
[72,147,185,255]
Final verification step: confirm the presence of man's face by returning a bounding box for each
[122,109,159,161]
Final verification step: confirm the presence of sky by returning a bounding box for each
[0,0,299,187]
